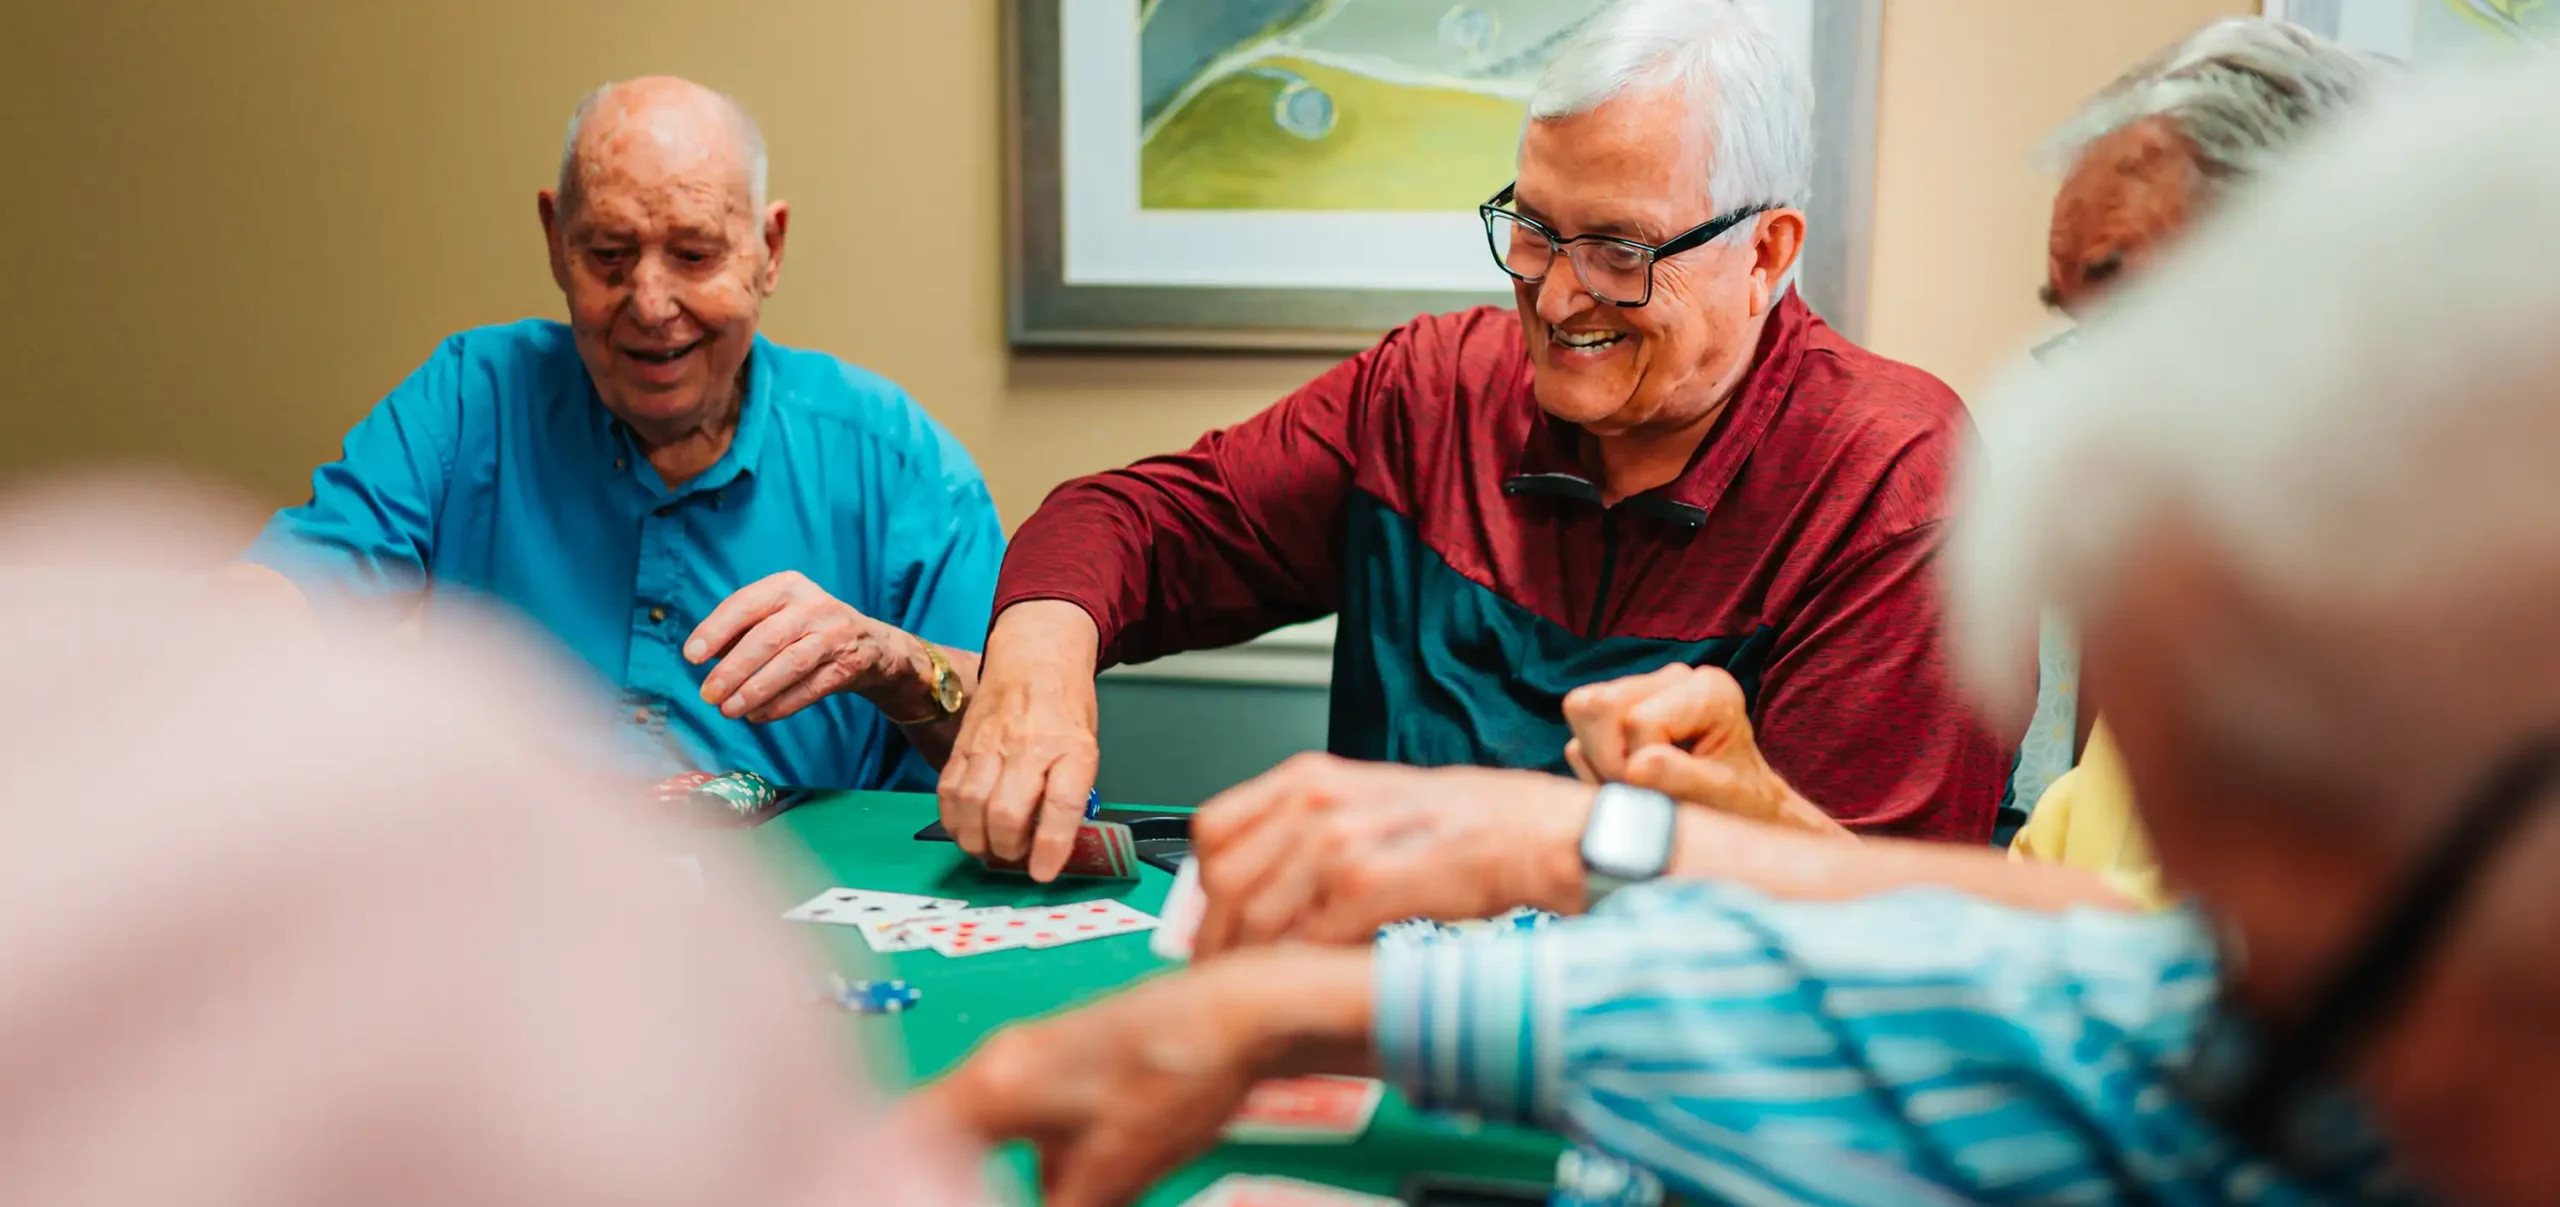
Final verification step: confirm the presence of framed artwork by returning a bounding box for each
[1006,0,1885,351]
[2263,0,2552,58]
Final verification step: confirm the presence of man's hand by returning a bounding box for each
[912,948,1374,1207]
[1561,664,1845,837]
[939,601,1103,881]
[1190,754,1594,958]
[685,571,946,725]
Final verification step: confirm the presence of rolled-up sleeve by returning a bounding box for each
[1373,926,1557,1128]
[1366,885,2342,1205]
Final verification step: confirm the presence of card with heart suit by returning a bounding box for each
[1017,899,1158,949]
[977,819,1138,880]
[1181,1174,1396,1207]
[1151,857,1205,960]
[781,888,966,927]
[891,905,1032,957]
[1220,1076,1385,1144]
[926,921,1039,958]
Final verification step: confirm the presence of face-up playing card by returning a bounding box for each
[926,910,1047,957]
[977,820,1138,880]
[1150,857,1204,960]
[781,888,967,927]
[1015,898,1158,949]
[1219,1076,1385,1144]
[1181,1174,1396,1207]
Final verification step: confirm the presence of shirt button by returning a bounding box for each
[614,457,627,471]
[630,707,651,723]
[648,605,668,623]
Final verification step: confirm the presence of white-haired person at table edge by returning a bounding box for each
[228,76,1003,791]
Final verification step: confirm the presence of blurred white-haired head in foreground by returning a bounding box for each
[0,478,977,1207]
[1953,60,2560,1207]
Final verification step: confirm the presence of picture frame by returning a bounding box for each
[2263,0,2549,59]
[1005,0,1884,352]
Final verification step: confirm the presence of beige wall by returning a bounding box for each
[1,0,2250,526]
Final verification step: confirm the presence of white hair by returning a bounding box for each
[1528,0,1813,249]
[1952,60,2560,832]
[2045,17,2386,198]
[556,80,770,229]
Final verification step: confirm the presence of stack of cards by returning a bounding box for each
[781,888,1159,958]
[1220,1075,1384,1144]
[978,819,1140,880]
[1178,1174,1396,1207]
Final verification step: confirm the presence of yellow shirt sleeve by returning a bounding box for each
[2007,720,2169,909]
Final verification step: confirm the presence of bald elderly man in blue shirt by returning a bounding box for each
[234,77,1002,791]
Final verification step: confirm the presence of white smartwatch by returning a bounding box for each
[1579,782,1680,905]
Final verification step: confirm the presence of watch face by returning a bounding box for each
[932,668,965,715]
[1583,786,1677,882]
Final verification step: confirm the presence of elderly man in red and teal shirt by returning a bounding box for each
[941,2,2020,878]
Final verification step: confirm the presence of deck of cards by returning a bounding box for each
[782,887,1158,957]
[976,818,1141,880]
[1220,1075,1384,1144]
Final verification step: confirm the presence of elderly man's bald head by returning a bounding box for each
[556,76,769,231]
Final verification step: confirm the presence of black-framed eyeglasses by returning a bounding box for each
[2177,734,2560,1173]
[1479,183,1772,308]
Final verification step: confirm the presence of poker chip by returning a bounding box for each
[657,770,784,822]
[694,771,781,818]
[1083,787,1102,821]
[1553,1146,1664,1207]
[827,977,921,1016]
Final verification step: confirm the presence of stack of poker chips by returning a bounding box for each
[655,769,784,824]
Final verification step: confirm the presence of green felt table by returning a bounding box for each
[751,790,1566,1206]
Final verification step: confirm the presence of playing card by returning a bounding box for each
[1220,1076,1384,1144]
[1150,857,1204,960]
[977,820,1138,880]
[1181,1174,1395,1207]
[781,887,966,926]
[928,916,1043,958]
[896,906,1041,957]
[1017,899,1158,949]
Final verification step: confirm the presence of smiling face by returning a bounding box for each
[2044,117,2200,317]
[538,80,786,439]
[1511,87,1799,440]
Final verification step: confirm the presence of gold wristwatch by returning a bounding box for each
[890,640,966,726]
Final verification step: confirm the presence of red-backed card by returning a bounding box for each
[977,820,1137,880]
[1182,1174,1396,1207]
[1220,1076,1384,1144]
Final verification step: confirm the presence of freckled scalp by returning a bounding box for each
[557,76,769,232]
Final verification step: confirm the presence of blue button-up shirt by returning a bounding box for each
[1374,883,2423,1206]
[248,319,1004,791]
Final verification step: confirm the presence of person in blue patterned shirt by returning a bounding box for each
[230,77,1002,791]
[912,59,2560,1207]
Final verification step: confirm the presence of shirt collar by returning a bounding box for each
[1503,289,1815,526]
[597,333,778,499]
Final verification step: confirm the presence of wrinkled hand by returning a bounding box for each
[1561,664,1829,832]
[685,571,928,724]
[912,949,1370,1207]
[1190,753,1593,958]
[938,601,1101,881]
